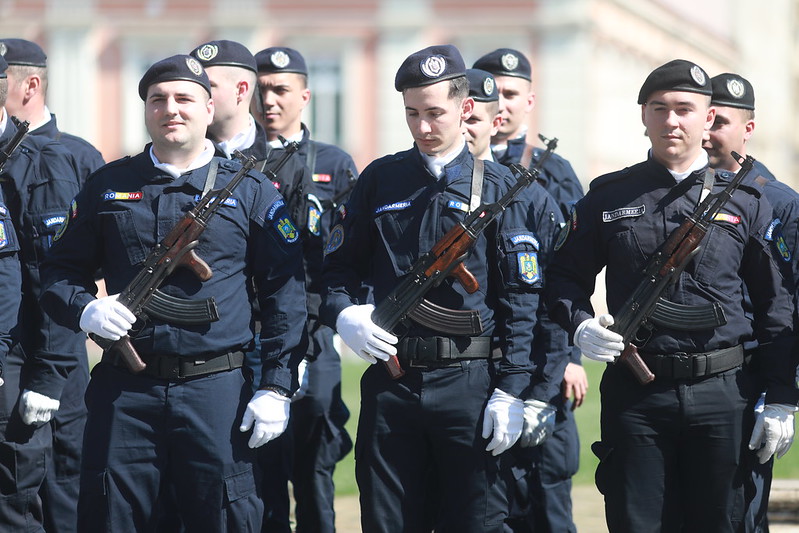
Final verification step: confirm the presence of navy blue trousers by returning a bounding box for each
[79,362,262,533]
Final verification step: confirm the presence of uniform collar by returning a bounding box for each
[216,115,256,158]
[150,139,216,179]
[418,138,467,179]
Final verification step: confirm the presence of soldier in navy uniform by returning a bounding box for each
[472,51,585,533]
[0,185,21,384]
[321,44,563,532]
[251,46,358,533]
[704,72,799,533]
[546,59,797,533]
[0,37,105,533]
[39,54,307,532]
[0,51,87,531]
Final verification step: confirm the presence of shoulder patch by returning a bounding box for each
[375,201,411,215]
[510,233,540,250]
[274,216,299,243]
[266,198,285,221]
[517,252,540,284]
[765,218,791,262]
[325,224,344,255]
[554,208,577,251]
[0,220,7,248]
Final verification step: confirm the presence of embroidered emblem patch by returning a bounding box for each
[375,201,411,215]
[602,205,645,222]
[275,217,299,243]
[103,191,143,201]
[0,220,7,248]
[447,200,469,213]
[69,199,78,219]
[511,234,540,250]
[312,173,332,183]
[518,252,540,284]
[308,206,321,236]
[420,55,446,78]
[267,198,285,221]
[325,224,344,255]
[336,204,347,220]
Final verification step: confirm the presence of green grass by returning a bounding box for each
[334,358,799,496]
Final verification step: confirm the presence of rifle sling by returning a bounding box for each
[470,158,484,213]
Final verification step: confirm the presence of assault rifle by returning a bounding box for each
[373,135,558,378]
[610,152,755,384]
[0,117,30,173]
[93,151,258,373]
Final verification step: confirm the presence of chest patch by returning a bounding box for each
[103,191,143,202]
[312,173,332,183]
[447,200,469,213]
[712,213,741,225]
[194,194,238,208]
[602,205,645,222]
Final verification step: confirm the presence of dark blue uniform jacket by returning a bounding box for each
[39,149,307,392]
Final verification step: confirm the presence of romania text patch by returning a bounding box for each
[447,200,469,213]
[194,194,238,208]
[103,191,143,201]
[312,173,332,183]
[712,213,741,224]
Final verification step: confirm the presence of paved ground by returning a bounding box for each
[333,481,799,532]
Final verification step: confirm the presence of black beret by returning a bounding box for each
[190,40,257,73]
[466,68,498,102]
[710,73,754,110]
[138,54,211,101]
[0,55,6,79]
[472,48,531,81]
[637,59,712,104]
[394,44,466,92]
[0,38,46,67]
[254,47,307,75]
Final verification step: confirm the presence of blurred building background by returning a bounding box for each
[0,0,795,188]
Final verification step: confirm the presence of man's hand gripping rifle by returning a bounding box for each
[610,152,755,384]
[372,135,558,378]
[93,150,280,373]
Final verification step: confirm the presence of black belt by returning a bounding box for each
[103,350,245,379]
[640,345,744,380]
[396,336,492,368]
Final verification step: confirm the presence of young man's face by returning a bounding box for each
[494,75,534,141]
[403,80,473,157]
[251,71,309,138]
[703,106,753,170]
[144,80,213,153]
[641,90,714,171]
[464,100,501,159]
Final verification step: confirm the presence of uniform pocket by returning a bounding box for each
[98,210,148,266]
[223,466,256,504]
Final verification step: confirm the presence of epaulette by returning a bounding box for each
[718,167,764,198]
[363,150,411,172]
[100,155,133,170]
[588,163,640,191]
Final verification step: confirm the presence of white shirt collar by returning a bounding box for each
[217,116,256,158]
[0,108,7,137]
[268,129,304,149]
[664,151,709,183]
[29,106,52,132]
[150,139,216,179]
[419,139,465,179]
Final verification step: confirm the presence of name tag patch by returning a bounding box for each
[194,195,238,208]
[375,201,411,215]
[103,191,143,201]
[602,205,645,222]
[511,234,539,250]
[518,252,540,284]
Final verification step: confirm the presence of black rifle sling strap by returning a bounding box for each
[142,159,221,326]
[305,139,318,175]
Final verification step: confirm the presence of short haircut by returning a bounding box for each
[448,76,469,101]
[7,64,48,93]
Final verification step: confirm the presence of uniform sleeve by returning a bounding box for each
[250,182,309,393]
[24,143,88,400]
[545,192,606,338]
[0,200,22,376]
[742,194,798,405]
[320,166,375,328]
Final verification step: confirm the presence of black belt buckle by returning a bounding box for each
[671,352,693,379]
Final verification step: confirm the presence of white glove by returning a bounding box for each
[335,304,398,364]
[291,358,309,402]
[19,389,60,426]
[573,314,625,363]
[748,402,798,463]
[79,294,136,341]
[239,390,291,448]
[519,399,557,447]
[482,388,524,456]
